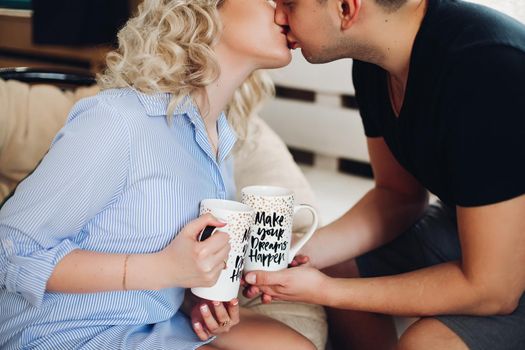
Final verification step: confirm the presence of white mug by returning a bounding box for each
[242,185,318,272]
[191,199,254,301]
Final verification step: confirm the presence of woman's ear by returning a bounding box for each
[338,0,361,30]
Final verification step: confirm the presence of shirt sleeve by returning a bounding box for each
[442,46,525,207]
[0,95,130,307]
[352,60,384,138]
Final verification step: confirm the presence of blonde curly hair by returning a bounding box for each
[98,0,274,139]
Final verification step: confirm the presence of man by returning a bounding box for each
[244,0,525,349]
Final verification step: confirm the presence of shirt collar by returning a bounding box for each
[134,89,237,163]
[135,90,190,118]
[217,112,238,163]
[192,109,238,164]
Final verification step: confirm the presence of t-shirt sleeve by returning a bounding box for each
[352,60,383,138]
[442,46,525,207]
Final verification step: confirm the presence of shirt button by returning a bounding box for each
[3,239,14,251]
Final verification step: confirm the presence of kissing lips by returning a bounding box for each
[287,41,299,50]
[280,27,298,50]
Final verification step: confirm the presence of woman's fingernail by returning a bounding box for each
[230,298,239,306]
[213,300,221,306]
[200,304,209,312]
[194,322,201,329]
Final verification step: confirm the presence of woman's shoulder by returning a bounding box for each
[69,87,138,119]
[49,88,142,151]
[64,87,155,133]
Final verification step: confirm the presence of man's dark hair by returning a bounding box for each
[375,0,408,12]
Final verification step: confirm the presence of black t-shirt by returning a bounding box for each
[353,0,525,207]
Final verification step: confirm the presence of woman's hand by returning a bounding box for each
[192,299,240,340]
[156,214,231,289]
[183,290,240,340]
[244,266,330,305]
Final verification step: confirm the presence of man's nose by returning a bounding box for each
[274,2,288,26]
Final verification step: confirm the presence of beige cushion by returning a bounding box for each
[0,80,75,201]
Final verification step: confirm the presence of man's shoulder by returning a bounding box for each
[428,0,525,55]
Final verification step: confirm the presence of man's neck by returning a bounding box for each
[369,0,428,85]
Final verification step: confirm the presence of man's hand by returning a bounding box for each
[244,266,329,304]
[242,254,311,303]
[289,254,311,268]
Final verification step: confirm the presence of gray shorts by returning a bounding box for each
[356,201,525,350]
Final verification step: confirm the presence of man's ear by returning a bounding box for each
[338,0,361,30]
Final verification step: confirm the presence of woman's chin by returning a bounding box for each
[260,50,293,69]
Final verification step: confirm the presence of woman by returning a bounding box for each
[0,1,315,349]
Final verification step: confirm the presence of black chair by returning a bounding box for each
[0,67,96,88]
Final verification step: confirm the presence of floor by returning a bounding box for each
[299,164,417,337]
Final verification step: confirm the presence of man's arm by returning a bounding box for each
[327,194,525,316]
[304,137,428,269]
[248,194,525,316]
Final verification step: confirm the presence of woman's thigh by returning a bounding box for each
[210,308,316,350]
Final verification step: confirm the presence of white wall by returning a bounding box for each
[260,52,366,161]
[466,0,525,21]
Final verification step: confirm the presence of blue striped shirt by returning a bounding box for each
[0,88,237,349]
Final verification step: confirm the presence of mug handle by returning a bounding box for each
[198,225,219,241]
[288,204,318,264]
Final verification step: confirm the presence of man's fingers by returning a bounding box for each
[258,286,282,299]
[290,255,310,267]
[262,293,273,304]
[242,285,261,299]
[245,270,283,286]
[296,255,310,264]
